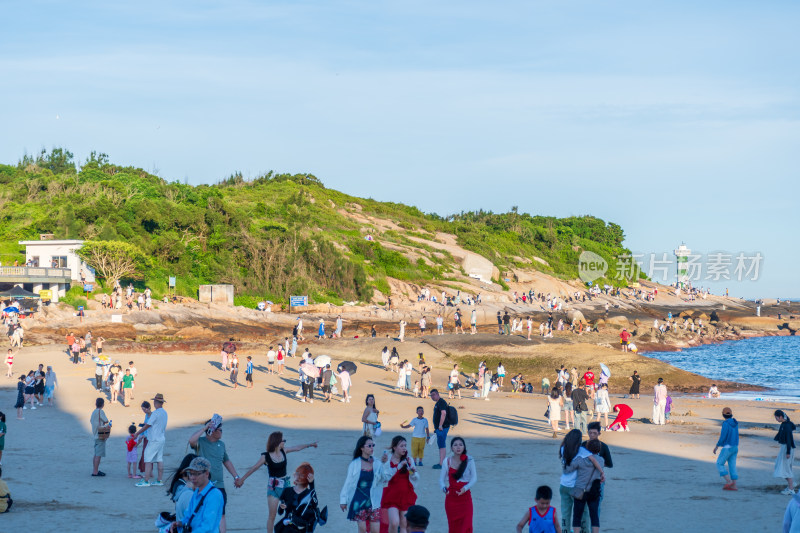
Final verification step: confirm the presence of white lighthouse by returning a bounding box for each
[674,244,691,288]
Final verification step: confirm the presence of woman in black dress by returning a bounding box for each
[14,374,25,419]
[628,370,641,399]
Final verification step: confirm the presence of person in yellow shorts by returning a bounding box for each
[401,406,430,466]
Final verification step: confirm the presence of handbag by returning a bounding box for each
[544,406,550,419]
[96,412,111,441]
[374,422,382,437]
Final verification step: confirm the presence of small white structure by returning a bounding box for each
[674,243,691,288]
[6,239,97,301]
[19,239,95,282]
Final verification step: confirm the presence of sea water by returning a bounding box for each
[644,335,800,401]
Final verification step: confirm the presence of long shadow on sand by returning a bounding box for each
[466,412,550,435]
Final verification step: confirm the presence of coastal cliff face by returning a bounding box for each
[22,284,797,394]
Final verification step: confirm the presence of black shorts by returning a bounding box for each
[322,385,331,393]
[246,374,253,382]
[97,347,103,354]
[34,382,45,394]
[219,487,227,515]
[455,320,462,327]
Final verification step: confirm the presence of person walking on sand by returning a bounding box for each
[448,364,462,400]
[133,393,168,487]
[548,389,563,438]
[653,378,667,426]
[335,315,343,338]
[340,435,387,533]
[399,320,407,342]
[14,375,24,419]
[470,309,477,335]
[713,407,739,491]
[430,390,451,469]
[318,319,325,339]
[362,394,380,438]
[440,437,477,533]
[4,350,12,378]
[774,410,797,495]
[44,366,58,406]
[419,316,426,337]
[628,370,641,399]
[189,416,242,533]
[91,397,111,477]
[401,406,430,467]
[235,431,317,533]
[229,353,239,389]
[594,384,611,429]
[380,435,420,533]
[339,368,352,403]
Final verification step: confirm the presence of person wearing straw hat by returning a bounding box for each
[133,392,168,487]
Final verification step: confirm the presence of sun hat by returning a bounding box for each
[152,393,166,402]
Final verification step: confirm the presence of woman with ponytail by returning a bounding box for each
[439,436,477,533]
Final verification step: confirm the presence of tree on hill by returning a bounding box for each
[76,240,148,288]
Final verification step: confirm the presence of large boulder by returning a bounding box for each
[606,315,629,327]
[567,310,586,324]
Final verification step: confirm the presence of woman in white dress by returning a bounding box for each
[547,389,563,438]
[396,360,407,390]
[595,383,611,429]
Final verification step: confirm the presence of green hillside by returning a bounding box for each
[0,149,633,303]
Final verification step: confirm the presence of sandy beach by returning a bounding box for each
[0,337,795,532]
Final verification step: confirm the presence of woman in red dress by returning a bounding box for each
[439,437,477,533]
[608,403,633,431]
[380,436,419,533]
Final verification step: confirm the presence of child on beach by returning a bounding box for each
[515,485,561,533]
[245,356,253,388]
[400,406,430,466]
[4,350,12,378]
[665,395,673,423]
[413,381,420,398]
[126,424,141,478]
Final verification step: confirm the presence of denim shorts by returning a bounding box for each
[436,427,449,449]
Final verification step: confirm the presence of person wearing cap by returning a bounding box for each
[713,407,739,491]
[133,393,168,487]
[189,416,240,533]
[405,504,430,532]
[172,457,224,533]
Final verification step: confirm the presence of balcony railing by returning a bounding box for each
[0,266,72,278]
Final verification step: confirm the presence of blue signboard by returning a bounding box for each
[290,295,308,307]
[168,276,176,287]
[83,284,93,292]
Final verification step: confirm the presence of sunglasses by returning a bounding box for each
[364,444,375,448]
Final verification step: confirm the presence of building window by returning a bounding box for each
[51,256,67,268]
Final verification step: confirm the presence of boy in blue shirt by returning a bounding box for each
[245,356,253,389]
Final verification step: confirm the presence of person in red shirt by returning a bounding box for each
[582,368,595,387]
[619,328,631,352]
[608,404,633,431]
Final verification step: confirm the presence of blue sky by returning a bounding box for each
[1,1,798,298]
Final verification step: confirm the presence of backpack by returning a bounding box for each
[447,405,458,427]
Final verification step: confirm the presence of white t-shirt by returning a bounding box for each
[450,370,459,384]
[560,447,592,487]
[267,350,275,362]
[436,317,443,327]
[147,407,168,442]
[408,417,429,439]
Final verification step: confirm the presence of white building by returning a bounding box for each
[0,239,97,301]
